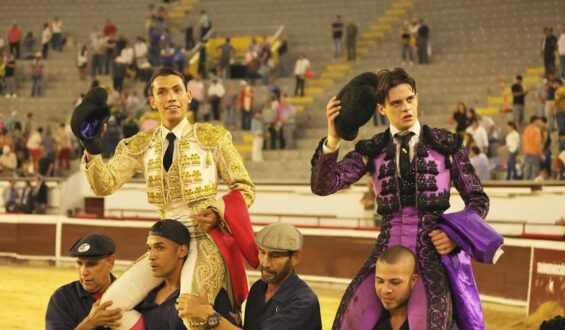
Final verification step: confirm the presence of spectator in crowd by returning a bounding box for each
[505,121,520,180]
[7,22,22,59]
[217,38,235,79]
[198,40,208,77]
[160,42,175,68]
[26,127,42,173]
[416,18,430,64]
[465,118,489,154]
[4,54,17,98]
[3,179,19,212]
[279,96,297,149]
[522,116,544,180]
[251,111,264,162]
[187,74,205,121]
[293,53,311,97]
[344,17,358,61]
[277,37,290,77]
[112,59,127,93]
[134,36,149,69]
[55,123,71,172]
[30,53,44,97]
[174,47,187,75]
[449,101,469,138]
[476,111,498,157]
[90,33,104,77]
[208,78,226,121]
[400,22,415,66]
[469,146,491,181]
[0,146,17,175]
[104,33,117,76]
[102,117,121,159]
[184,10,195,50]
[51,16,64,52]
[19,180,34,213]
[199,10,212,40]
[23,32,36,59]
[558,26,565,80]
[511,75,528,126]
[0,35,5,56]
[116,39,134,67]
[41,23,52,59]
[77,44,88,81]
[244,44,260,85]
[24,112,34,137]
[177,223,322,330]
[539,116,552,175]
[1,127,15,152]
[239,80,254,130]
[331,15,344,59]
[544,74,557,131]
[42,127,57,164]
[542,27,558,74]
[555,79,565,133]
[262,97,278,150]
[33,174,48,213]
[373,246,419,330]
[45,234,121,329]
[103,19,117,37]
[223,82,238,130]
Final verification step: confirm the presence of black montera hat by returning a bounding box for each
[148,219,191,246]
[69,234,116,258]
[335,72,381,141]
[70,87,111,155]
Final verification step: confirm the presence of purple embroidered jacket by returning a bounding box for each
[310,126,490,330]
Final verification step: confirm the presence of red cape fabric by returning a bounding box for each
[209,191,259,307]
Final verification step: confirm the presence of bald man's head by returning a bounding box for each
[375,246,418,313]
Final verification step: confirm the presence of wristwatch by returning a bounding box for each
[205,311,221,329]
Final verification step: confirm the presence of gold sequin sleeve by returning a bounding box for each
[83,139,144,196]
[215,130,255,207]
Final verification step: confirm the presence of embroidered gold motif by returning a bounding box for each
[195,123,225,149]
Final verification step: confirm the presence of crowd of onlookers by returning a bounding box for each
[3,177,48,214]
[398,18,431,65]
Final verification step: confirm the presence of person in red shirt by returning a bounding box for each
[103,19,117,37]
[7,22,22,59]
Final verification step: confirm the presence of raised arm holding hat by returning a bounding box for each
[46,234,121,330]
[73,67,258,329]
[311,68,496,330]
[177,223,322,330]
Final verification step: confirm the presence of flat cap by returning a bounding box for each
[69,234,116,258]
[148,219,190,246]
[256,223,303,252]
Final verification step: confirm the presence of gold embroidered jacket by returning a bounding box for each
[84,123,255,211]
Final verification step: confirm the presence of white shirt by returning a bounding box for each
[41,28,52,44]
[390,121,422,174]
[558,33,565,55]
[134,42,148,58]
[294,58,311,76]
[479,116,498,140]
[470,153,490,181]
[52,20,63,33]
[26,131,42,150]
[119,47,134,65]
[161,118,189,159]
[505,130,520,153]
[208,83,226,98]
[466,125,489,151]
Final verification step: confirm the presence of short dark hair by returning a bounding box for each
[556,79,563,86]
[507,121,517,130]
[516,75,523,81]
[540,316,565,330]
[376,68,416,104]
[530,115,539,123]
[471,146,481,155]
[377,245,416,272]
[149,67,187,96]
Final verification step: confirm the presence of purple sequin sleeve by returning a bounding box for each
[450,147,489,218]
[310,139,368,196]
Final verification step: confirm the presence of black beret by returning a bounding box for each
[69,234,116,258]
[335,72,381,141]
[148,219,190,246]
[70,87,111,155]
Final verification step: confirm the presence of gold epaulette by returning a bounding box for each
[121,127,159,156]
[195,123,227,150]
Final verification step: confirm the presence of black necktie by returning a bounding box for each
[396,132,415,177]
[163,132,176,172]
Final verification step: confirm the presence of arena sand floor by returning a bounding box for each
[0,264,539,329]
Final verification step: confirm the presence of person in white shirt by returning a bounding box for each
[207,78,226,121]
[469,146,491,181]
[41,23,52,59]
[465,119,489,154]
[558,26,565,80]
[294,53,311,97]
[187,74,205,121]
[51,16,64,51]
[505,121,520,180]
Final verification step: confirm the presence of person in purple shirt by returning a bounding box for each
[311,68,490,330]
